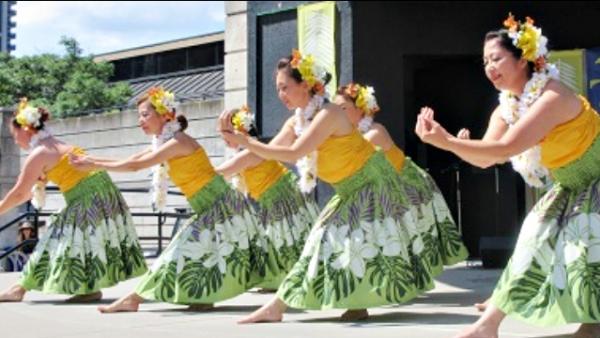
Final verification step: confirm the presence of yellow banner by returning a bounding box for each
[548,49,585,95]
[298,1,337,98]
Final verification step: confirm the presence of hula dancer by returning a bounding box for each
[0,99,147,303]
[415,14,600,338]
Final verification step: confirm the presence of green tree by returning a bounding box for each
[0,37,131,118]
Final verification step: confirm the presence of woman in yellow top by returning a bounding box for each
[335,82,468,274]
[0,99,147,303]
[216,107,320,291]
[415,15,600,338]
[71,87,261,313]
[221,50,448,323]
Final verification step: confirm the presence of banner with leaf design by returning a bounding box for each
[585,48,600,111]
[298,1,337,99]
[548,49,585,96]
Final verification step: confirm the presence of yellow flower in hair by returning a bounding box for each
[344,82,380,116]
[14,97,42,129]
[503,13,548,68]
[290,49,327,96]
[231,105,254,133]
[147,87,176,117]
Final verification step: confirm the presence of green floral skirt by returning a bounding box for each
[399,158,468,275]
[19,171,147,295]
[277,151,457,310]
[253,172,320,289]
[491,137,600,326]
[135,175,263,304]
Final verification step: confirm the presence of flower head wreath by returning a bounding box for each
[14,98,47,131]
[344,82,380,117]
[503,13,549,72]
[147,87,177,119]
[290,49,329,96]
[231,105,255,134]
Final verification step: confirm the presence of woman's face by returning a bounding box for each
[483,38,528,92]
[276,69,311,110]
[334,95,363,126]
[10,124,33,150]
[20,228,32,239]
[138,100,167,135]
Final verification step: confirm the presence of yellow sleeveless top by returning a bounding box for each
[317,130,375,183]
[167,147,216,198]
[46,147,93,193]
[541,96,600,169]
[384,144,406,172]
[241,160,288,200]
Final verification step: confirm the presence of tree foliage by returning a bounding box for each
[0,37,131,118]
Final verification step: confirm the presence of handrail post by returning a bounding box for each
[157,212,163,255]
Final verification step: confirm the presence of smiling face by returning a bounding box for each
[483,37,529,93]
[333,94,363,126]
[275,69,311,110]
[137,100,167,135]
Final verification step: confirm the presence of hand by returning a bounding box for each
[457,128,471,139]
[415,106,452,149]
[221,130,249,149]
[218,109,238,148]
[68,153,97,172]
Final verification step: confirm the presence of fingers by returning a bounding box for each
[457,128,471,139]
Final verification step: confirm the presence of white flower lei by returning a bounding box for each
[29,128,52,210]
[499,64,560,187]
[358,116,374,133]
[294,94,325,193]
[150,120,180,211]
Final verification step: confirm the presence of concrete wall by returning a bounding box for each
[225,1,248,110]
[5,99,225,243]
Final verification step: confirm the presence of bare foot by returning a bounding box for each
[474,298,490,313]
[340,309,369,321]
[237,298,286,324]
[574,324,600,338]
[0,285,26,302]
[453,323,498,338]
[186,303,214,311]
[98,293,143,314]
[65,291,102,303]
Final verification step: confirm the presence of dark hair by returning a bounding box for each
[335,84,356,105]
[11,107,50,131]
[276,56,332,95]
[484,29,534,77]
[136,91,187,131]
[176,115,188,131]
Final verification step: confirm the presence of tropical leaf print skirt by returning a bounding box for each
[492,139,600,326]
[400,158,468,275]
[135,175,262,304]
[277,151,449,310]
[253,172,320,289]
[19,171,147,295]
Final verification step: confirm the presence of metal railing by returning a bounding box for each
[0,187,193,262]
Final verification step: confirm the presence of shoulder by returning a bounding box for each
[539,79,582,120]
[364,122,393,149]
[169,132,200,156]
[315,102,345,122]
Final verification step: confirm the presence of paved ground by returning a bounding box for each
[0,262,578,338]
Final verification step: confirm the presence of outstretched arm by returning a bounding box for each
[215,149,263,178]
[70,139,187,172]
[222,106,342,163]
[416,87,580,168]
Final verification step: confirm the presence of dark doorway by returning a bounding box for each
[403,55,525,258]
